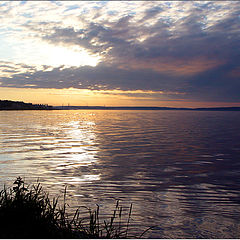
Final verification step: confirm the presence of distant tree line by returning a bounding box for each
[0,100,53,110]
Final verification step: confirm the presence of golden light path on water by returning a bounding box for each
[51,120,100,184]
[0,111,101,188]
[0,110,240,238]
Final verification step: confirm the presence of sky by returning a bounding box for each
[0,1,240,107]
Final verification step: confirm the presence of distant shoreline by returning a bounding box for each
[1,100,240,111]
[0,100,52,111]
[53,106,240,111]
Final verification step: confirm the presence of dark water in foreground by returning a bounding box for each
[0,110,240,238]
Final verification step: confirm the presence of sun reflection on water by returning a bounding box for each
[51,119,100,183]
[0,112,102,189]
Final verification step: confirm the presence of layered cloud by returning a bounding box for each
[0,1,240,103]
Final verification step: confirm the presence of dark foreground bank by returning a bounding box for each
[0,177,142,238]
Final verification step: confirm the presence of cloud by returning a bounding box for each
[33,2,240,71]
[0,1,240,103]
[0,62,181,91]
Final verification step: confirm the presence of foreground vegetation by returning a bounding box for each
[0,177,140,238]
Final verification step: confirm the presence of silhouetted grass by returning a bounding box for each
[0,177,137,238]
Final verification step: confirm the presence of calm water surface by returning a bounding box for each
[0,110,240,238]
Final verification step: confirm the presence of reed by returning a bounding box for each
[0,177,136,238]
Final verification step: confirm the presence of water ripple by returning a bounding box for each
[0,110,240,238]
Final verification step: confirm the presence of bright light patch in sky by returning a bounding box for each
[18,43,100,68]
[1,36,100,68]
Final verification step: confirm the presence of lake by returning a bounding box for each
[0,110,240,238]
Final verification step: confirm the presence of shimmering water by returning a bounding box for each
[0,110,240,238]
